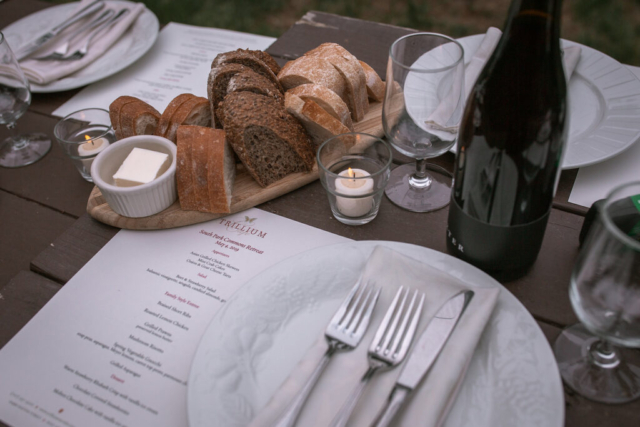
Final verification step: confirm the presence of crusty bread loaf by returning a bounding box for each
[211,50,284,93]
[155,93,194,138]
[207,63,251,128]
[109,96,142,140]
[359,60,385,102]
[278,56,347,102]
[288,84,354,131]
[118,100,161,140]
[165,96,210,143]
[221,92,315,187]
[285,92,352,147]
[206,128,235,213]
[176,127,197,211]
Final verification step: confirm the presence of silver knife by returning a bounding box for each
[371,290,474,427]
[14,0,105,61]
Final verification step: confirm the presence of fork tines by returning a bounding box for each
[332,280,380,336]
[371,286,425,362]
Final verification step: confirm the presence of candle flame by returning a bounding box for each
[84,134,91,141]
[347,167,355,178]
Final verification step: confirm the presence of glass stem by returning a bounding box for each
[409,158,432,190]
[5,122,26,150]
[589,339,620,369]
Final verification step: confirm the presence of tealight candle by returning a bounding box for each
[78,134,110,171]
[335,167,374,217]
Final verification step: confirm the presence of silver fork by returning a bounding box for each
[273,279,380,427]
[58,8,129,61]
[329,286,425,427]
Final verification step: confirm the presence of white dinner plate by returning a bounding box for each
[187,241,564,427]
[2,1,159,93]
[452,35,640,169]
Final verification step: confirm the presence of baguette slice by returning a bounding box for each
[206,128,235,213]
[285,92,352,147]
[359,60,385,102]
[118,100,161,140]
[155,93,195,138]
[288,84,353,130]
[207,63,251,128]
[211,50,284,93]
[278,56,347,102]
[165,96,211,143]
[109,96,141,140]
[190,127,210,212]
[304,43,369,121]
[176,127,197,211]
[221,92,315,187]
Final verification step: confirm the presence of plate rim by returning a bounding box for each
[187,239,565,427]
[3,0,159,93]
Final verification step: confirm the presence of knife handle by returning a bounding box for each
[370,386,409,427]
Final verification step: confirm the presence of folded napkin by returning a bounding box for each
[18,0,144,85]
[249,246,500,427]
[426,27,582,136]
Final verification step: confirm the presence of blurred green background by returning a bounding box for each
[49,0,640,66]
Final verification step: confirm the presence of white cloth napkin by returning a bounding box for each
[18,0,144,85]
[426,27,582,136]
[249,246,500,427]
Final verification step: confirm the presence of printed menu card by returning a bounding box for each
[0,209,349,427]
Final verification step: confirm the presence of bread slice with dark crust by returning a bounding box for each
[156,93,195,138]
[119,100,161,140]
[109,96,140,140]
[221,92,315,187]
[235,48,281,75]
[207,63,250,128]
[228,70,284,105]
[165,96,210,143]
[211,50,284,93]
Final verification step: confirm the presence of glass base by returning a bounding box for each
[384,162,452,212]
[0,133,51,168]
[554,323,640,404]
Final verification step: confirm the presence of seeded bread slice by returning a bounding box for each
[155,93,195,138]
[228,70,284,104]
[211,50,284,93]
[235,48,281,75]
[221,92,315,187]
[304,43,369,122]
[288,84,353,130]
[278,56,347,103]
[165,96,211,143]
[207,63,251,128]
[118,100,161,140]
[109,96,140,140]
[285,92,352,147]
[359,60,385,102]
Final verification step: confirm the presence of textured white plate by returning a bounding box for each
[2,1,158,93]
[452,35,640,170]
[187,241,564,427]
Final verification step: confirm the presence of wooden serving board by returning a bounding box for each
[87,101,384,230]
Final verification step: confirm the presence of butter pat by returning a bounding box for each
[113,147,170,187]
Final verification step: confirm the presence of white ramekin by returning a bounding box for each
[91,135,177,218]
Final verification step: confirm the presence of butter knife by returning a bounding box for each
[371,290,474,427]
[14,0,105,60]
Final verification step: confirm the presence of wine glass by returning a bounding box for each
[383,33,465,212]
[554,181,640,403]
[0,32,51,168]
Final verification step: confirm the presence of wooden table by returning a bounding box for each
[1,1,637,426]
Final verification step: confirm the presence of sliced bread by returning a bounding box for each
[221,92,315,187]
[359,60,385,102]
[118,100,161,140]
[207,63,251,128]
[211,50,284,93]
[227,69,284,105]
[288,83,354,130]
[176,126,197,211]
[165,96,210,143]
[190,126,210,212]
[206,128,235,213]
[304,43,369,121]
[109,96,141,140]
[235,48,281,75]
[155,93,194,138]
[278,56,347,102]
[285,92,352,147]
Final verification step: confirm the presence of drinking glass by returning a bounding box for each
[554,181,640,403]
[383,33,465,212]
[0,32,51,168]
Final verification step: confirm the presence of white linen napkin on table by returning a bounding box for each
[18,0,145,85]
[426,27,582,135]
[249,246,500,427]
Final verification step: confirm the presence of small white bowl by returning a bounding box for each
[91,135,177,218]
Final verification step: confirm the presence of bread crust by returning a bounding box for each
[109,96,140,140]
[235,48,281,75]
[176,126,197,210]
[156,93,195,138]
[208,63,251,128]
[165,96,210,143]
[285,92,352,146]
[288,83,354,130]
[278,56,347,102]
[211,50,284,93]
[206,128,234,213]
[359,60,385,102]
[119,100,161,140]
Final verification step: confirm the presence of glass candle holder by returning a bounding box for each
[318,133,392,226]
[54,108,116,182]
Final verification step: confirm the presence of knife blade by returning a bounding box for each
[14,0,105,61]
[371,290,474,427]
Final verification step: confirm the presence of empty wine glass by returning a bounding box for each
[0,32,51,168]
[383,33,465,212]
[554,181,640,403]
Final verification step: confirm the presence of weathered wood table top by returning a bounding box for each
[0,1,637,426]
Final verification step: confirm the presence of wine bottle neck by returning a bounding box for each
[503,0,562,40]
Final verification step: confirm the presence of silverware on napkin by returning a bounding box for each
[371,290,474,427]
[14,0,105,60]
[272,280,381,427]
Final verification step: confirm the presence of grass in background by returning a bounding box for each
[48,0,640,66]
